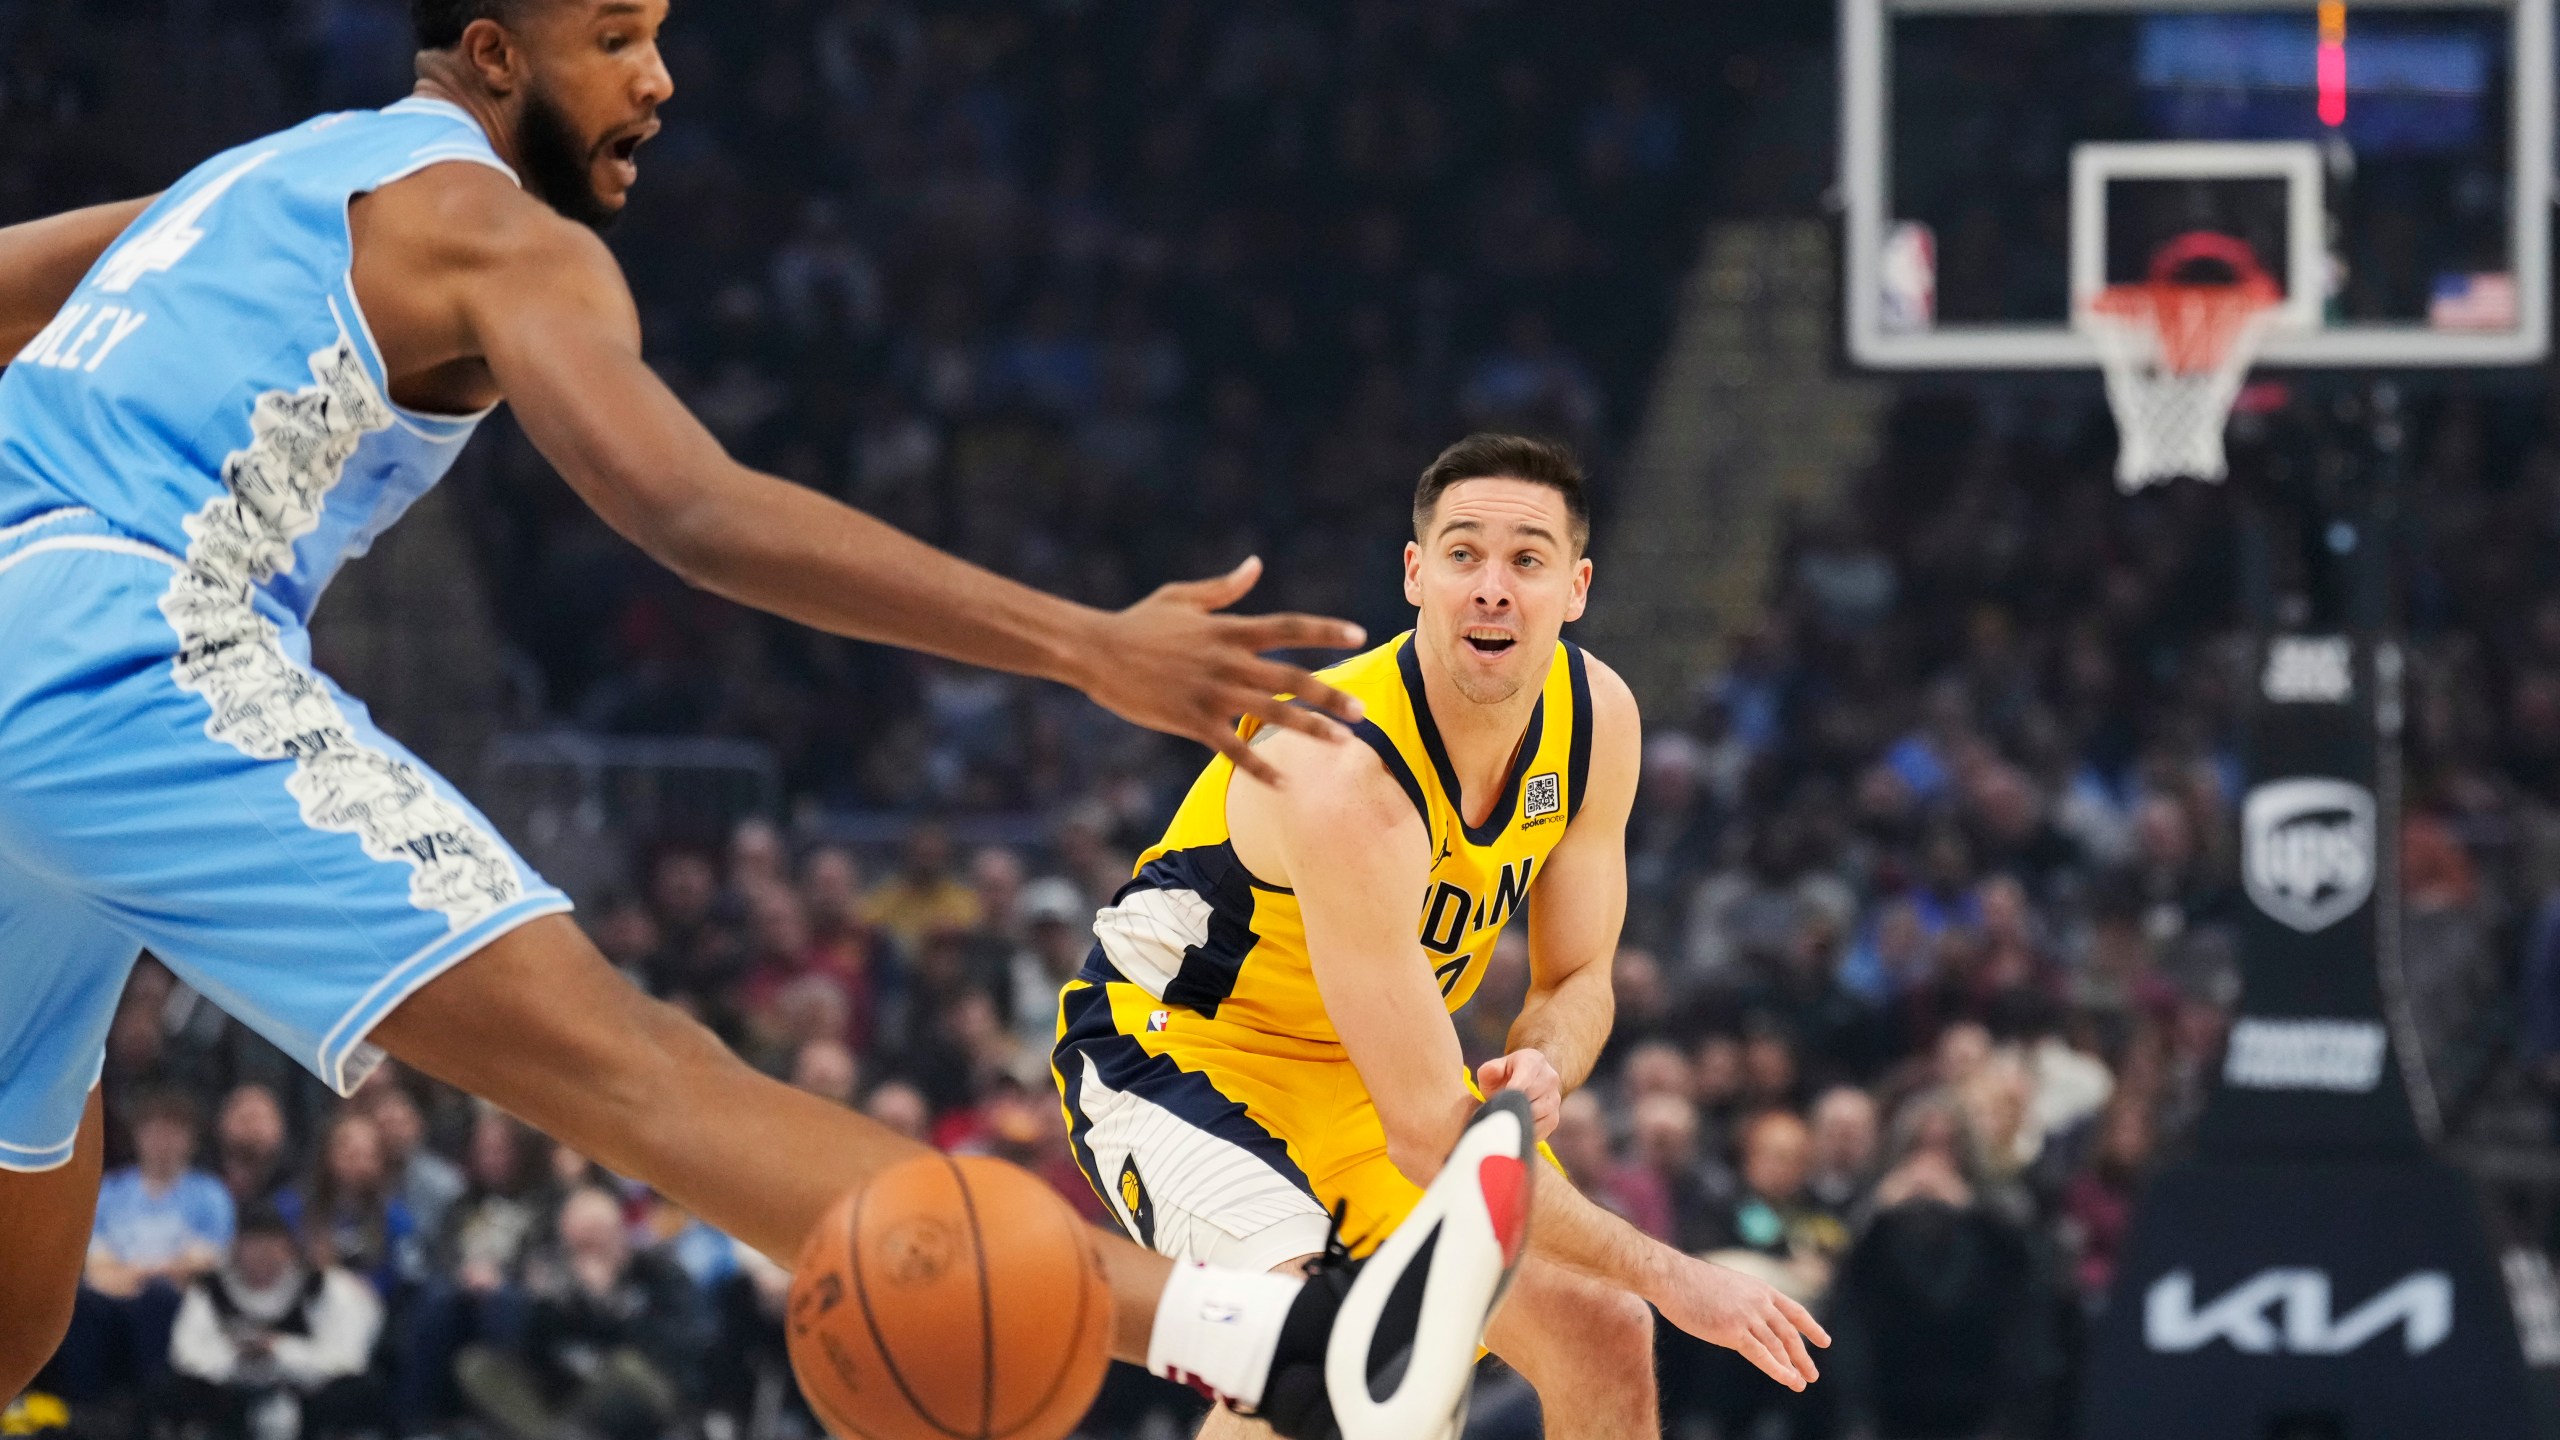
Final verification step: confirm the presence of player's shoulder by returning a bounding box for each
[1569,644,1641,737]
[360,161,614,278]
[1248,720,1428,830]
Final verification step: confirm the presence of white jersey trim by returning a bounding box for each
[163,335,529,989]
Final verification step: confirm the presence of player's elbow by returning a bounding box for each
[1380,1107,1468,1188]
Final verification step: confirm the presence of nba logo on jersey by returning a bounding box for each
[1147,1009,1170,1032]
[1524,773,1561,821]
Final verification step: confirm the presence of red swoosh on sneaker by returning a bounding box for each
[1478,1155,1528,1265]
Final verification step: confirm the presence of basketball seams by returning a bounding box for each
[946,1155,998,1439]
[847,1165,979,1440]
[1006,1191,1101,1433]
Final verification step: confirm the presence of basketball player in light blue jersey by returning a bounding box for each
[0,5,1543,1436]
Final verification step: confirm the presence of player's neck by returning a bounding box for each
[407,74,521,179]
[1415,651,1540,814]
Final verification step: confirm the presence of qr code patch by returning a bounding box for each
[1524,772,1561,820]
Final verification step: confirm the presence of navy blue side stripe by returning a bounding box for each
[1350,718,1431,828]
[1564,640,1594,823]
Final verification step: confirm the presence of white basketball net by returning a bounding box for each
[2080,278,2280,493]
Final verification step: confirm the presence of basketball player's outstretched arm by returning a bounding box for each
[0,197,157,358]
[371,167,1358,785]
[1487,654,1642,1113]
[1242,728,1831,1391]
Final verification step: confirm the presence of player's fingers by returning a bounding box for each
[1242,693,1351,748]
[1776,1292,1832,1349]
[1231,611,1368,655]
[1156,555,1264,611]
[1477,1055,1512,1090]
[1753,1319,1809,1390]
[1211,725,1285,788]
[1772,1304,1820,1382]
[1731,1325,1801,1391]
[1238,661,1363,726]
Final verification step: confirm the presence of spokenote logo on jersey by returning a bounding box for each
[2243,778,2375,933]
[1523,772,1562,824]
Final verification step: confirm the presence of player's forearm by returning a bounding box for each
[1528,1167,1683,1300]
[658,465,1107,691]
[1508,964,1616,1092]
[0,198,153,358]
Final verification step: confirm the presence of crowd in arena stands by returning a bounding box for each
[33,373,2560,1440]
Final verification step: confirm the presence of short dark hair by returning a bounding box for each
[1412,433,1592,555]
[236,1201,295,1242]
[413,0,527,50]
[127,1088,200,1135]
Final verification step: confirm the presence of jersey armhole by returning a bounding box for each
[1563,641,1594,823]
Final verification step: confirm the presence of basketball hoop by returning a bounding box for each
[2078,231,2284,493]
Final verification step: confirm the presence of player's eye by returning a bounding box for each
[1448,546,1473,563]
[601,31,629,52]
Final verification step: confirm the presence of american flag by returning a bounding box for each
[2430,272,2519,331]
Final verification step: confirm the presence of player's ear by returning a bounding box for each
[1403,540,1424,607]
[1564,555,1592,623]
[458,16,527,96]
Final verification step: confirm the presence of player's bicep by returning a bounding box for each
[1273,757,1470,1151]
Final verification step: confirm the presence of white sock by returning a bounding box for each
[1145,1262,1306,1409]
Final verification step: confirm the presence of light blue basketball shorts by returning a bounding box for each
[0,508,570,1170]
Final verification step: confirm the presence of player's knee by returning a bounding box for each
[589,990,737,1123]
[1571,1285,1655,1376]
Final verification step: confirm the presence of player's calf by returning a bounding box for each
[0,1093,101,1404]
[1484,1257,1659,1440]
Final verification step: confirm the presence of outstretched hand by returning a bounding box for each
[1078,557,1366,786]
[1653,1253,1832,1391]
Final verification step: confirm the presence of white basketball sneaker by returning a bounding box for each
[1246,1092,1534,1440]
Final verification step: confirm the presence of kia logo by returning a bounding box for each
[2145,1269,2451,1356]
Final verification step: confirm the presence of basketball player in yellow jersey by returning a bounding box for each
[1055,435,1828,1438]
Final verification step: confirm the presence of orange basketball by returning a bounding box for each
[787,1153,1115,1440]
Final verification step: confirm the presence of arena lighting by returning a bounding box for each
[2319,0,2349,126]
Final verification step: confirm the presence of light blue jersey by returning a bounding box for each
[0,99,570,1170]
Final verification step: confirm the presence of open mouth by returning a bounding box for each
[601,121,658,182]
[1463,628,1517,657]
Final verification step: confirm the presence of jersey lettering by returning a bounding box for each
[1420,881,1471,955]
[94,151,276,295]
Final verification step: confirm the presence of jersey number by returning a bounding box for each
[95,151,276,295]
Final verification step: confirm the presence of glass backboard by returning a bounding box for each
[1842,0,2552,368]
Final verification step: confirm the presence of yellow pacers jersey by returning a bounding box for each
[1055,632,1589,1265]
[1103,631,1592,1044]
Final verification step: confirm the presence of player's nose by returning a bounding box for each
[638,45,675,106]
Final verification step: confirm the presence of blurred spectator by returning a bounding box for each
[212,1084,293,1217]
[1627,1091,1736,1252]
[1548,1091,1671,1240]
[301,1111,417,1297]
[456,1186,703,1440]
[863,1081,932,1144]
[790,1037,861,1107]
[862,825,982,953]
[160,1203,385,1440]
[1009,877,1093,1054]
[51,1092,234,1401]
[1706,1110,1847,1302]
[1826,1150,2053,1440]
[1806,1084,1883,1213]
[354,1067,466,1241]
